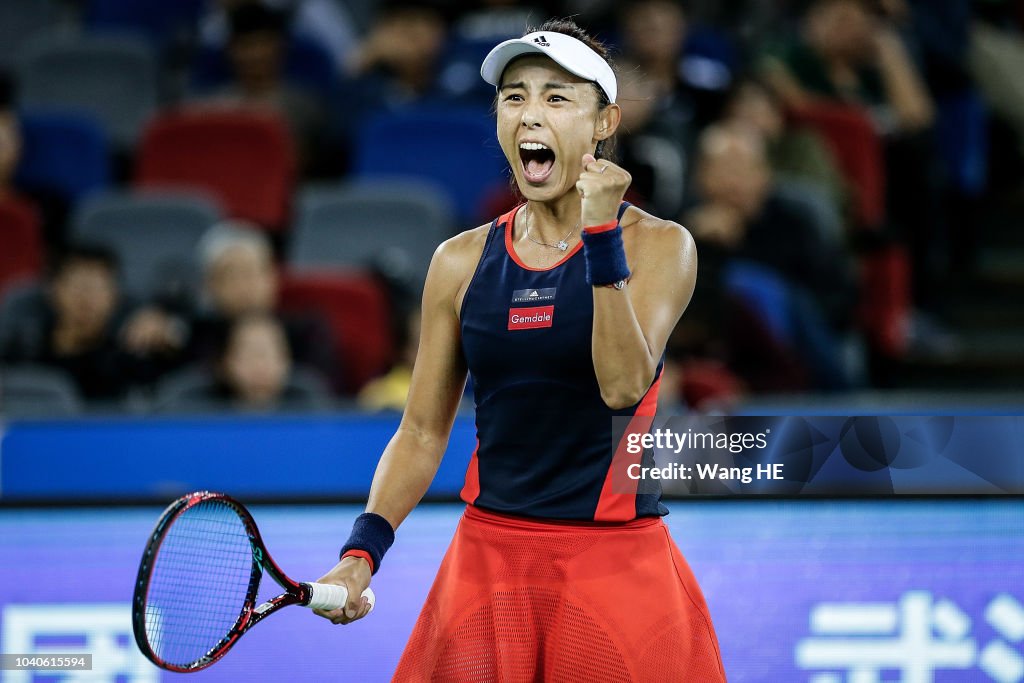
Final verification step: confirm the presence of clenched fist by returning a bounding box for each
[576,153,631,227]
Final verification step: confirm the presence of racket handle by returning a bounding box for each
[304,582,376,613]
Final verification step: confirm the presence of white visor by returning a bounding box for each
[480,30,617,104]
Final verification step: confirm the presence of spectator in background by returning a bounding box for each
[344,1,449,128]
[196,2,326,171]
[761,0,943,308]
[618,0,734,128]
[211,313,328,411]
[723,78,849,225]
[199,0,361,73]
[187,222,339,391]
[0,244,178,401]
[761,0,934,134]
[684,124,858,390]
[613,0,732,216]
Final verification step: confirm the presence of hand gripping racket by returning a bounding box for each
[132,491,374,672]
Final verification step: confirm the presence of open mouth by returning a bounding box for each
[519,142,556,184]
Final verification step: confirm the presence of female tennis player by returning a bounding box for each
[314,18,726,681]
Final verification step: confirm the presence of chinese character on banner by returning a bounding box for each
[795,591,1024,683]
[1,604,157,683]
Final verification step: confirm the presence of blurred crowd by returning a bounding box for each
[2,0,1024,415]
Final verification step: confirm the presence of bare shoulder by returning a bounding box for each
[424,223,492,315]
[621,205,696,262]
[429,224,490,283]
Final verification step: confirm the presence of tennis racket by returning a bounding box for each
[132,491,374,672]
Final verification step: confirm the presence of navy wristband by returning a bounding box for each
[581,224,631,286]
[340,512,395,575]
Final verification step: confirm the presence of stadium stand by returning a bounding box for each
[136,109,295,230]
[290,179,453,289]
[71,190,221,300]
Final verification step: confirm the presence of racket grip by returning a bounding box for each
[304,582,376,614]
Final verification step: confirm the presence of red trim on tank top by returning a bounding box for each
[593,373,663,522]
[502,204,584,272]
[459,438,481,504]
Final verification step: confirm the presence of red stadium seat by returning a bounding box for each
[679,359,743,410]
[278,272,394,394]
[0,197,43,299]
[135,109,295,230]
[787,102,886,230]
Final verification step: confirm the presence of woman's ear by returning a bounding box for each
[595,103,622,142]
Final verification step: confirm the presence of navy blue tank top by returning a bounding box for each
[459,202,667,521]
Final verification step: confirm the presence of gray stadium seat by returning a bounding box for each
[0,365,83,418]
[71,191,222,301]
[0,0,67,68]
[152,365,332,414]
[17,31,159,147]
[289,179,454,289]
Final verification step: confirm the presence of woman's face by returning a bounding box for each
[223,318,290,407]
[496,56,616,203]
[623,0,686,65]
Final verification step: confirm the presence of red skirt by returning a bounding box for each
[392,505,726,682]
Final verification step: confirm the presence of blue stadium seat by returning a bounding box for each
[352,106,507,224]
[84,0,206,46]
[71,190,222,301]
[439,37,506,105]
[289,180,453,289]
[14,110,111,203]
[17,31,159,148]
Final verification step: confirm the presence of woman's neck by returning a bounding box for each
[522,194,583,244]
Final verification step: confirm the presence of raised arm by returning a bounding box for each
[590,216,697,408]
[873,25,934,132]
[576,154,697,409]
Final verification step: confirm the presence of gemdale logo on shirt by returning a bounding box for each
[508,305,554,330]
[511,287,556,303]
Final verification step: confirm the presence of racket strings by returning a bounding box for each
[143,500,259,668]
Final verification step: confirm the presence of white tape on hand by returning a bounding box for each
[306,582,376,614]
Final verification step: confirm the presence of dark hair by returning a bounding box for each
[516,18,618,161]
[48,243,120,279]
[228,2,289,40]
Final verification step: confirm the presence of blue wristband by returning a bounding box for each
[340,512,395,575]
[581,224,631,286]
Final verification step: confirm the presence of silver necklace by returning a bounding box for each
[523,207,579,252]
